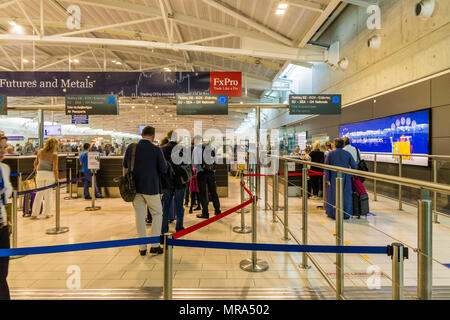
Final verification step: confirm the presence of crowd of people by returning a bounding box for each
[290,137,365,220]
[122,126,221,256]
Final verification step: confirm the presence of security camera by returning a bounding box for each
[413,0,435,19]
[367,34,381,50]
[338,57,349,70]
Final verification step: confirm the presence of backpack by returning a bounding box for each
[201,144,216,172]
[173,163,193,186]
[117,143,137,202]
[356,148,369,183]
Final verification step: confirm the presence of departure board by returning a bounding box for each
[176,94,228,115]
[0,95,7,115]
[65,95,119,115]
[289,94,341,115]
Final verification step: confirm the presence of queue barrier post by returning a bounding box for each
[398,156,403,210]
[46,182,69,235]
[163,233,173,300]
[283,161,290,241]
[418,197,432,300]
[432,159,439,224]
[233,173,251,234]
[335,172,344,300]
[300,164,310,269]
[373,154,377,202]
[10,190,25,260]
[240,195,269,273]
[389,243,408,300]
[85,170,101,211]
[64,168,78,200]
[264,169,268,211]
[272,164,278,223]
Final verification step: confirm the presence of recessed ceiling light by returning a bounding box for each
[73,58,79,63]
[116,61,122,65]
[131,106,135,109]
[275,9,285,15]
[8,21,17,26]
[22,59,29,63]
[278,3,288,9]
[111,60,116,63]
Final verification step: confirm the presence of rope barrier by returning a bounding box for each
[10,169,70,177]
[17,175,88,196]
[241,183,253,197]
[173,198,254,239]
[0,236,388,257]
[243,170,324,177]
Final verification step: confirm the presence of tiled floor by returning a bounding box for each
[7,175,450,299]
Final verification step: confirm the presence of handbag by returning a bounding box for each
[21,171,37,191]
[356,148,369,183]
[117,143,137,202]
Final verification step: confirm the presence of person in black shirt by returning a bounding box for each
[309,141,325,198]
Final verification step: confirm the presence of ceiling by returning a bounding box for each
[0,0,342,138]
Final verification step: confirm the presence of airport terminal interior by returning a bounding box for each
[0,0,449,301]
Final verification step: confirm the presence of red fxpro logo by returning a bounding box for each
[210,72,242,97]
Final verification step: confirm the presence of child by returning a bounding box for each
[189,167,201,213]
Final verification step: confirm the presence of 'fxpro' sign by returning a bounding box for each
[209,72,241,97]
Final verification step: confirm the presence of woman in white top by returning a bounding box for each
[0,135,13,300]
[31,138,59,219]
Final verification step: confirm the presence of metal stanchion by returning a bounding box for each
[391,243,407,300]
[85,171,101,211]
[398,156,403,210]
[301,164,310,269]
[163,233,173,300]
[18,173,22,210]
[272,165,277,223]
[10,190,25,260]
[264,170,268,211]
[283,161,290,241]
[46,182,69,234]
[432,159,439,224]
[373,154,377,201]
[233,173,251,234]
[240,195,269,273]
[64,168,76,200]
[418,197,432,300]
[335,172,344,300]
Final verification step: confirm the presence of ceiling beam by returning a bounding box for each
[49,17,163,38]
[14,0,41,36]
[0,45,19,70]
[63,0,283,45]
[283,0,324,12]
[0,1,14,9]
[295,0,341,48]
[0,35,325,62]
[200,0,294,46]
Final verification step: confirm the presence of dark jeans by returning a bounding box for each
[310,176,323,196]
[83,172,101,199]
[0,226,10,300]
[184,185,190,205]
[161,187,186,234]
[197,171,221,216]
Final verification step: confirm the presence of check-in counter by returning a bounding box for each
[71,155,228,198]
[3,154,68,190]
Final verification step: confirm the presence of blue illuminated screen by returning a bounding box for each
[44,125,61,136]
[339,110,430,165]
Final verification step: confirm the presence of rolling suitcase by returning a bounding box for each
[22,192,42,217]
[352,192,369,218]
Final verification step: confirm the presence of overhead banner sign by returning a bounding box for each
[0,71,241,97]
[289,94,342,115]
[65,95,119,115]
[71,115,89,124]
[0,95,6,115]
[176,94,228,115]
[209,72,242,97]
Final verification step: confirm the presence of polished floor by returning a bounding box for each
[7,175,450,299]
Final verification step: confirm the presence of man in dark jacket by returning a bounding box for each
[160,130,189,234]
[123,126,168,256]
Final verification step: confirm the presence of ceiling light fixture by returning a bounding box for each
[22,59,29,63]
[278,3,288,9]
[116,61,122,65]
[275,9,285,15]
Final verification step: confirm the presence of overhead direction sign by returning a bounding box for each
[0,95,7,115]
[71,115,89,124]
[65,95,119,115]
[176,94,228,115]
[289,94,341,115]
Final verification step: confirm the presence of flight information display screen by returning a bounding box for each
[44,125,62,136]
[339,109,430,166]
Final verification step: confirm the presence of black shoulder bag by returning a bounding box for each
[117,143,137,202]
[356,148,369,183]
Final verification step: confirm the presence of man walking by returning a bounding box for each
[123,126,168,255]
[193,135,221,219]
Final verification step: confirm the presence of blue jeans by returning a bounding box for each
[83,172,101,199]
[161,187,186,234]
